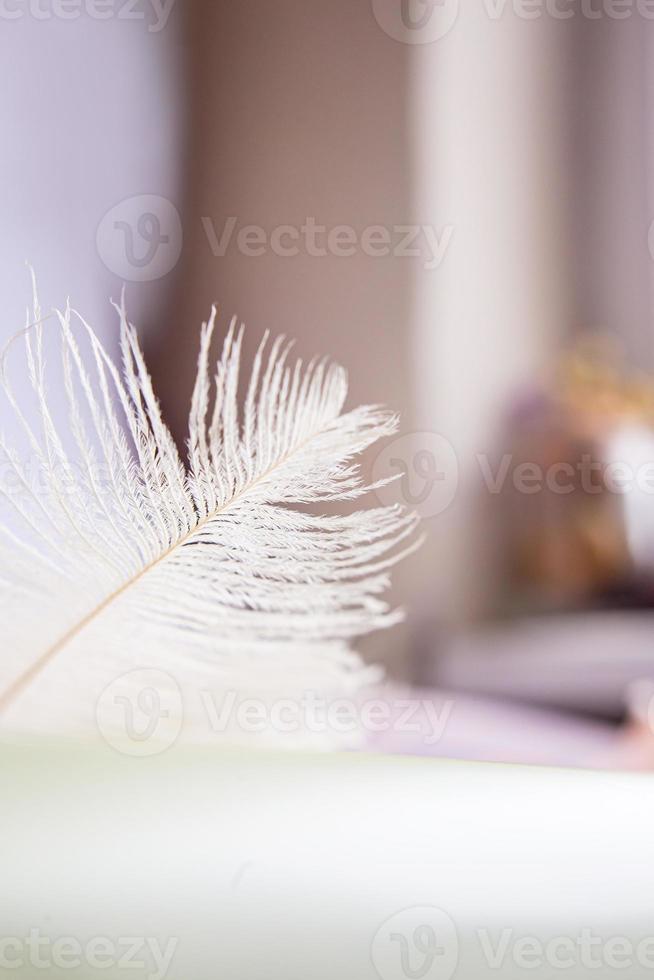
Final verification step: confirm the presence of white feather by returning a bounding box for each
[0,287,420,747]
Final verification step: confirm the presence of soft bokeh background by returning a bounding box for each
[6,0,654,766]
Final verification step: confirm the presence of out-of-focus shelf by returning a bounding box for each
[424,611,654,718]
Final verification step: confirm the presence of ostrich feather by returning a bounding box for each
[0,290,419,747]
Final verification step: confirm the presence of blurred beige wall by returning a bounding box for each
[411,6,575,626]
[153,0,416,673]
[570,14,654,366]
[155,0,413,425]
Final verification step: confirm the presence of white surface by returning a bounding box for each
[1,740,653,978]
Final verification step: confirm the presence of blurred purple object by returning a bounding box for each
[363,685,618,769]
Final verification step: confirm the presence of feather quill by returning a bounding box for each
[0,290,419,747]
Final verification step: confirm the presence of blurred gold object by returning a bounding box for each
[504,336,654,612]
[558,335,654,434]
